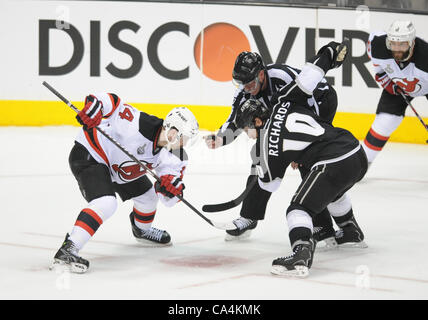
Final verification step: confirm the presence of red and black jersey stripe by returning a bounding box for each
[104,93,121,118]
[84,128,110,166]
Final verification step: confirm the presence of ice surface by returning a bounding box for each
[0,126,427,300]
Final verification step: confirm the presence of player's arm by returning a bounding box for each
[203,90,245,149]
[250,142,289,193]
[154,149,188,207]
[271,41,348,109]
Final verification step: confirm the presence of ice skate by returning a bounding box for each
[335,218,367,248]
[313,225,338,251]
[129,213,172,246]
[50,234,89,274]
[271,239,315,278]
[225,217,258,241]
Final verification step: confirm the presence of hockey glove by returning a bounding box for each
[375,72,407,96]
[155,174,185,198]
[76,95,104,129]
[314,39,349,71]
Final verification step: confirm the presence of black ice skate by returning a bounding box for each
[313,225,338,251]
[129,213,171,246]
[335,217,367,248]
[271,239,315,278]
[50,234,89,274]
[225,217,258,241]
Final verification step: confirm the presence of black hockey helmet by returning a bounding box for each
[232,52,265,86]
[235,99,270,129]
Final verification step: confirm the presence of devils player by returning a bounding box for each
[363,20,428,165]
[203,51,338,247]
[234,41,367,277]
[51,93,199,273]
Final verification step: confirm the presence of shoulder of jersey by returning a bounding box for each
[267,64,300,74]
[138,111,164,142]
[413,37,428,72]
[368,32,390,60]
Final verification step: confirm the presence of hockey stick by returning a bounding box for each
[202,175,257,212]
[42,81,236,231]
[397,89,428,143]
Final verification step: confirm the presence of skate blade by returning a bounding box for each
[270,265,309,278]
[224,230,252,242]
[49,259,88,274]
[316,237,338,252]
[135,238,173,247]
[338,241,368,249]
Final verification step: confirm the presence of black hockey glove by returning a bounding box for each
[311,39,349,72]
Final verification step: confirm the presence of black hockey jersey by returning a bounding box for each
[218,64,333,144]
[253,99,360,193]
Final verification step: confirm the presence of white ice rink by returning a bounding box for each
[0,126,427,300]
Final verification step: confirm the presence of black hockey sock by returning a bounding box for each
[313,208,334,229]
[289,227,312,247]
[332,209,354,227]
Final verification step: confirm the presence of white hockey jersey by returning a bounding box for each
[75,93,187,193]
[367,31,428,98]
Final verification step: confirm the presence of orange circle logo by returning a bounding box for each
[194,23,250,82]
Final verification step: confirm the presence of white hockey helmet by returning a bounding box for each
[163,107,199,148]
[386,21,416,61]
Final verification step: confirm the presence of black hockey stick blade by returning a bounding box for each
[202,176,257,212]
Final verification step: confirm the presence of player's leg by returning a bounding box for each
[328,193,367,248]
[271,205,316,278]
[131,185,172,246]
[271,149,367,277]
[298,165,336,249]
[312,208,337,250]
[362,90,408,165]
[114,175,172,246]
[225,174,271,241]
[51,142,118,273]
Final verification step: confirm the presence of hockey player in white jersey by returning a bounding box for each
[51,93,199,273]
[363,21,428,165]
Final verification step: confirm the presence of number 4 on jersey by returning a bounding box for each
[119,107,134,122]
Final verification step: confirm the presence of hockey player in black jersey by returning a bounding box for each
[233,41,368,277]
[203,51,339,247]
[363,21,428,166]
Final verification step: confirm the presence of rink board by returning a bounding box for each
[0,0,428,143]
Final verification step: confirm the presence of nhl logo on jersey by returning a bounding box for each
[137,144,146,155]
[385,64,394,74]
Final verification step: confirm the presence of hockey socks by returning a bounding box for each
[133,207,156,230]
[69,195,117,250]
